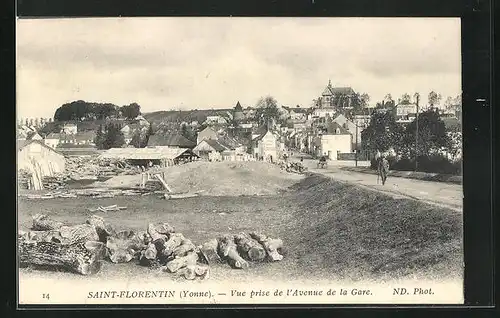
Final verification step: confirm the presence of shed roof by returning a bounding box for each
[17,139,64,155]
[147,133,196,148]
[100,147,198,160]
[203,139,228,152]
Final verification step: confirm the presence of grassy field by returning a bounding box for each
[18,172,463,283]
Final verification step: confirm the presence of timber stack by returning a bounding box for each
[19,214,285,279]
[18,169,32,190]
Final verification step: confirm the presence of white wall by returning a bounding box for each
[44,139,59,149]
[320,134,352,160]
[18,142,66,186]
[257,132,278,161]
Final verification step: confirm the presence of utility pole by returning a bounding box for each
[414,93,420,172]
[355,124,358,167]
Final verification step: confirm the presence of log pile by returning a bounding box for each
[21,188,151,200]
[18,169,32,190]
[42,174,73,191]
[19,214,285,279]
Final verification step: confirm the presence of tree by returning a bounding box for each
[444,96,454,111]
[129,130,143,148]
[94,124,106,148]
[95,123,125,150]
[120,103,141,120]
[254,96,283,127]
[398,93,412,105]
[180,124,197,142]
[403,109,450,158]
[361,111,405,154]
[428,91,442,107]
[54,101,120,121]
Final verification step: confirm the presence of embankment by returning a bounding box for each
[285,174,463,281]
[98,161,304,196]
[341,166,462,185]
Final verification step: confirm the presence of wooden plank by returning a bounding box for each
[154,174,172,193]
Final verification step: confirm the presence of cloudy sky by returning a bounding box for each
[17,17,461,119]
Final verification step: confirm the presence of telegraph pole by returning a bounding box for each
[355,124,358,167]
[415,93,420,172]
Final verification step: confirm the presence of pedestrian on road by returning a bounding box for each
[377,153,390,185]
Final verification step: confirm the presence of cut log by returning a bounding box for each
[161,233,185,257]
[218,235,249,269]
[177,266,196,280]
[84,241,108,260]
[136,231,153,246]
[20,230,64,243]
[144,242,157,260]
[58,224,100,245]
[193,263,210,277]
[249,232,284,262]
[18,237,102,275]
[147,223,174,245]
[139,243,159,267]
[165,251,198,273]
[32,214,64,231]
[234,233,266,262]
[171,239,196,258]
[106,230,143,263]
[86,215,116,242]
[199,239,221,264]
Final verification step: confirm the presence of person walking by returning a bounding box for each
[377,153,390,185]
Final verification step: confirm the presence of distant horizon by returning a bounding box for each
[17,17,461,119]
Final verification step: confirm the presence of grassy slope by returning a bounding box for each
[286,174,463,281]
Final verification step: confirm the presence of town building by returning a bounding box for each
[147,133,197,149]
[193,139,227,161]
[313,108,337,118]
[395,103,418,123]
[196,126,218,145]
[318,121,352,160]
[74,131,97,146]
[317,80,356,109]
[61,123,78,134]
[252,128,280,162]
[44,133,62,149]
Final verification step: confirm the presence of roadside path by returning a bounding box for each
[298,158,463,212]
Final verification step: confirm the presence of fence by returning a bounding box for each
[337,151,370,161]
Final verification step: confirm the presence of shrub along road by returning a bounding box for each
[300,159,462,212]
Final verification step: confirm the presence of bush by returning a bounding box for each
[371,154,461,175]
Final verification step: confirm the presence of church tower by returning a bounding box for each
[320,79,334,108]
[233,101,244,122]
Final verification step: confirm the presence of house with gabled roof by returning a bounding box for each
[251,126,281,162]
[196,126,218,145]
[317,120,352,160]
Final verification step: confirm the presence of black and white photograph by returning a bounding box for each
[16,17,463,305]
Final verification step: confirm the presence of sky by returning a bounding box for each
[16,17,461,119]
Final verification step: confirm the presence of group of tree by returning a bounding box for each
[129,124,155,148]
[253,96,285,127]
[94,123,125,150]
[361,109,457,166]
[53,100,142,122]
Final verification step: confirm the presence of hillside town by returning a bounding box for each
[17,79,462,191]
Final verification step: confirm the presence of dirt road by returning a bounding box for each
[299,158,463,212]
